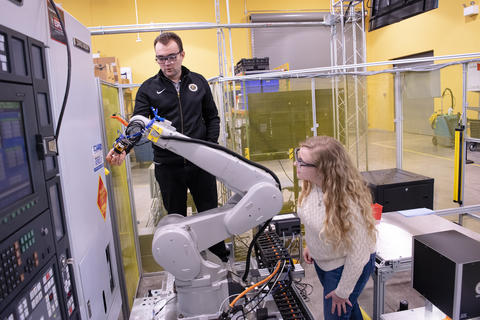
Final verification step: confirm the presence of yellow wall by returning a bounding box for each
[59,0,330,83]
[366,0,480,131]
[59,1,480,131]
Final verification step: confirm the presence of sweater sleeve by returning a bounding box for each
[334,213,372,299]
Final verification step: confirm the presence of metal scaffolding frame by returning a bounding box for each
[330,0,368,170]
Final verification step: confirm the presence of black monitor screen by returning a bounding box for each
[0,101,33,209]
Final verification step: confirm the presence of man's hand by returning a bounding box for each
[325,290,352,316]
[303,246,313,264]
[106,148,126,166]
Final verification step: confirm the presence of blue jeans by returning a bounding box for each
[314,253,375,320]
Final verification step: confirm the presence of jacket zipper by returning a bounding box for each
[177,88,186,164]
[177,90,184,134]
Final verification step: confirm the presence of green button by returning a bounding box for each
[11,212,16,218]
[21,246,25,252]
[30,230,34,237]
[2,217,8,224]
[32,238,35,244]
[28,240,32,247]
[20,237,24,244]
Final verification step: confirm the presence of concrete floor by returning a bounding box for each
[129,130,480,319]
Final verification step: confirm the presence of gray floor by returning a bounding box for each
[129,130,480,319]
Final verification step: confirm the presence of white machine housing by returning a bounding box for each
[0,2,123,319]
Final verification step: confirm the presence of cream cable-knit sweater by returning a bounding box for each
[297,185,376,299]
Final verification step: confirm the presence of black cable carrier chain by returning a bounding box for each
[255,231,294,271]
[272,281,312,320]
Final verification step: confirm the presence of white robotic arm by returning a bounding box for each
[126,116,283,317]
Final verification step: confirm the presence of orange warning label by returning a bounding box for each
[97,176,107,220]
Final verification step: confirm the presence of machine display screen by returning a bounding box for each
[0,101,33,209]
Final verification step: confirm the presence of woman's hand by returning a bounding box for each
[303,246,313,264]
[325,290,352,316]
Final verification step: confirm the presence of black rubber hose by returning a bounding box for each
[160,135,282,190]
[49,0,72,143]
[241,219,272,282]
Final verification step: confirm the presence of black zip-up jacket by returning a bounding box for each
[133,66,220,164]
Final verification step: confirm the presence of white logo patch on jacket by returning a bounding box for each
[189,83,198,92]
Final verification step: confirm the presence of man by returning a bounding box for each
[106,32,229,262]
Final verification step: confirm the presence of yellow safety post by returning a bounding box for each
[360,306,371,320]
[453,126,464,204]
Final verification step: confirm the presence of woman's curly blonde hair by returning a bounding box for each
[298,136,376,249]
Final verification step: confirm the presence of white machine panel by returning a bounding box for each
[0,1,50,44]
[45,8,122,320]
[0,1,123,319]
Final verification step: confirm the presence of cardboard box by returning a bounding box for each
[93,56,121,83]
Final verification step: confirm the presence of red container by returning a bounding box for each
[371,203,383,221]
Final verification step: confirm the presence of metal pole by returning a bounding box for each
[89,21,330,35]
[352,4,360,168]
[362,0,369,170]
[219,53,480,82]
[459,64,468,225]
[330,21,338,140]
[338,1,349,148]
[311,78,318,136]
[394,72,403,169]
[226,0,237,114]
[215,0,224,77]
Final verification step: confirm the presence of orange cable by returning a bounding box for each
[229,260,282,308]
[110,114,129,126]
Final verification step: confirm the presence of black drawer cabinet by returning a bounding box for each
[361,168,434,212]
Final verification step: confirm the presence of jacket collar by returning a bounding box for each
[158,65,191,82]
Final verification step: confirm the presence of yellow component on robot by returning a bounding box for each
[147,124,163,143]
[104,168,110,176]
[244,147,250,160]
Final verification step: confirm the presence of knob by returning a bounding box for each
[41,227,49,236]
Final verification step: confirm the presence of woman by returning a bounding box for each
[294,136,377,320]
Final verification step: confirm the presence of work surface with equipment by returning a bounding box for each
[375,211,480,320]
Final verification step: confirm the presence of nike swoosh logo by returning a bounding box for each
[156,89,165,95]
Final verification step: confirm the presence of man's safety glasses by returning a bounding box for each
[156,51,181,64]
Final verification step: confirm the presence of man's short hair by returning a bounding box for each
[153,32,183,52]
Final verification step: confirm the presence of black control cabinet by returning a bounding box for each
[0,24,78,319]
[361,168,434,212]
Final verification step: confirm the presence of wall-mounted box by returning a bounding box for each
[467,62,480,92]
